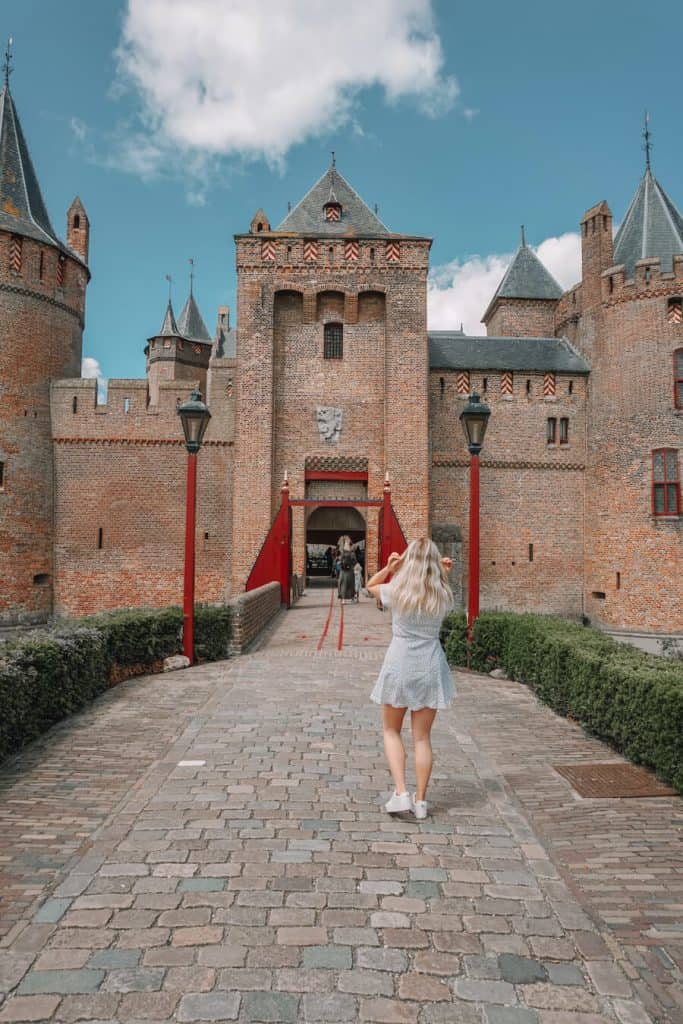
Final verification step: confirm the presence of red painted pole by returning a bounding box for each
[182,452,198,664]
[280,478,291,608]
[381,476,391,569]
[467,452,480,643]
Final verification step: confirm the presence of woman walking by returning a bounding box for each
[366,538,454,819]
[337,535,357,604]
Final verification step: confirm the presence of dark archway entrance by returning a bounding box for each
[305,505,366,582]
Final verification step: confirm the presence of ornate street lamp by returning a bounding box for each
[459,393,491,642]
[177,388,211,663]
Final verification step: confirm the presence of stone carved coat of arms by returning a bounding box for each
[315,406,343,444]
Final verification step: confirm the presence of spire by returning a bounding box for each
[275,163,390,236]
[159,298,179,336]
[643,111,652,171]
[482,234,562,323]
[614,163,683,276]
[177,291,211,343]
[0,59,68,252]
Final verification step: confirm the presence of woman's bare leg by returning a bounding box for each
[411,708,437,802]
[382,705,408,794]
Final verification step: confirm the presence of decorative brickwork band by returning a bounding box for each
[455,371,470,395]
[345,241,359,261]
[433,457,584,471]
[53,437,232,447]
[0,282,84,326]
[261,240,276,261]
[668,298,683,324]
[501,371,513,395]
[543,371,556,397]
[386,241,400,263]
[9,234,22,274]
[305,455,369,473]
[303,240,318,262]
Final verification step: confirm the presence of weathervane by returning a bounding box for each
[3,37,13,88]
[165,273,172,301]
[331,150,336,167]
[188,258,194,296]
[643,111,652,170]
[520,224,526,246]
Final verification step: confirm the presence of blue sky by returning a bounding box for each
[4,0,682,382]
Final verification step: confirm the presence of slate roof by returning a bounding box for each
[275,164,390,237]
[428,332,590,374]
[158,300,179,337]
[613,168,683,276]
[0,84,73,256]
[482,242,562,322]
[214,325,236,359]
[177,292,211,343]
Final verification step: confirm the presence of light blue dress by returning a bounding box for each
[370,584,456,710]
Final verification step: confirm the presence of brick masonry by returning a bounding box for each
[228,582,281,654]
[0,129,681,633]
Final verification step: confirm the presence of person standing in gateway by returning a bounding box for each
[366,538,454,820]
[337,536,357,604]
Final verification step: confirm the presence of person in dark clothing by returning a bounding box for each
[337,536,357,603]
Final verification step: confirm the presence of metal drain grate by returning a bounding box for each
[553,762,676,799]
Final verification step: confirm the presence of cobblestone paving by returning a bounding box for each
[0,588,680,1023]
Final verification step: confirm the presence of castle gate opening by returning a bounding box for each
[305,505,366,586]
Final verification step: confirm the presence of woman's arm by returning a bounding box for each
[366,551,403,600]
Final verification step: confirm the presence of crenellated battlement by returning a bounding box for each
[600,253,683,304]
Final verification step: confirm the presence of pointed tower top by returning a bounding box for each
[275,163,390,236]
[482,235,562,323]
[0,67,72,254]
[3,38,13,89]
[614,164,683,275]
[177,292,211,343]
[159,298,179,337]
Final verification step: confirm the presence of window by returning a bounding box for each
[33,573,50,585]
[616,572,621,590]
[668,298,683,324]
[675,349,683,409]
[323,322,343,359]
[72,396,78,413]
[123,398,130,413]
[547,417,557,444]
[369,247,375,263]
[526,379,531,396]
[38,251,44,281]
[528,543,534,562]
[482,377,488,393]
[559,417,569,444]
[568,379,574,395]
[97,527,103,550]
[328,246,334,264]
[439,376,445,397]
[0,460,4,490]
[73,214,80,229]
[652,449,680,516]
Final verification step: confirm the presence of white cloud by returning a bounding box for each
[82,356,108,402]
[428,232,581,334]
[113,0,457,181]
[70,116,87,142]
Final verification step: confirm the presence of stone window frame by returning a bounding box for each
[651,448,680,517]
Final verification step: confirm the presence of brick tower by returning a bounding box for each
[0,68,89,625]
[231,160,431,590]
[557,151,683,633]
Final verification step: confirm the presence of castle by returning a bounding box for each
[0,75,681,639]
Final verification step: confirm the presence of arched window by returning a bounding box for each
[675,349,683,409]
[652,449,680,516]
[324,322,343,359]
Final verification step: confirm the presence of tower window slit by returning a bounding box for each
[97,527,103,550]
[0,460,4,489]
[526,379,531,396]
[72,396,78,413]
[528,543,533,562]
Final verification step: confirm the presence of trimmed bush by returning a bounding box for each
[0,603,232,763]
[441,611,683,794]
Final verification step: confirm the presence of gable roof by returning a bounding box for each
[275,164,390,237]
[429,332,590,374]
[483,242,562,322]
[177,292,211,343]
[613,168,683,276]
[0,84,72,255]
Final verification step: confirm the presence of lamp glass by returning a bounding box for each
[178,389,211,453]
[459,393,491,454]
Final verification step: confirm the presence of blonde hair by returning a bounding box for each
[389,537,453,618]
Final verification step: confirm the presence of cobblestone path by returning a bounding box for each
[0,588,680,1023]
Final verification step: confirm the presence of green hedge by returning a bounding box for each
[441,611,683,794]
[0,604,231,763]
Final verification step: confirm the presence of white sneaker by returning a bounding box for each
[412,795,428,820]
[384,791,412,813]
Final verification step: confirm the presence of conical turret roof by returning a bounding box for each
[613,167,683,276]
[0,82,67,251]
[483,239,562,322]
[158,299,179,336]
[275,164,390,236]
[177,292,211,343]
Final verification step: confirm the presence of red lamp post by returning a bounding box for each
[177,389,211,664]
[459,393,491,643]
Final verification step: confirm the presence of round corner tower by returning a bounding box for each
[0,75,89,625]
